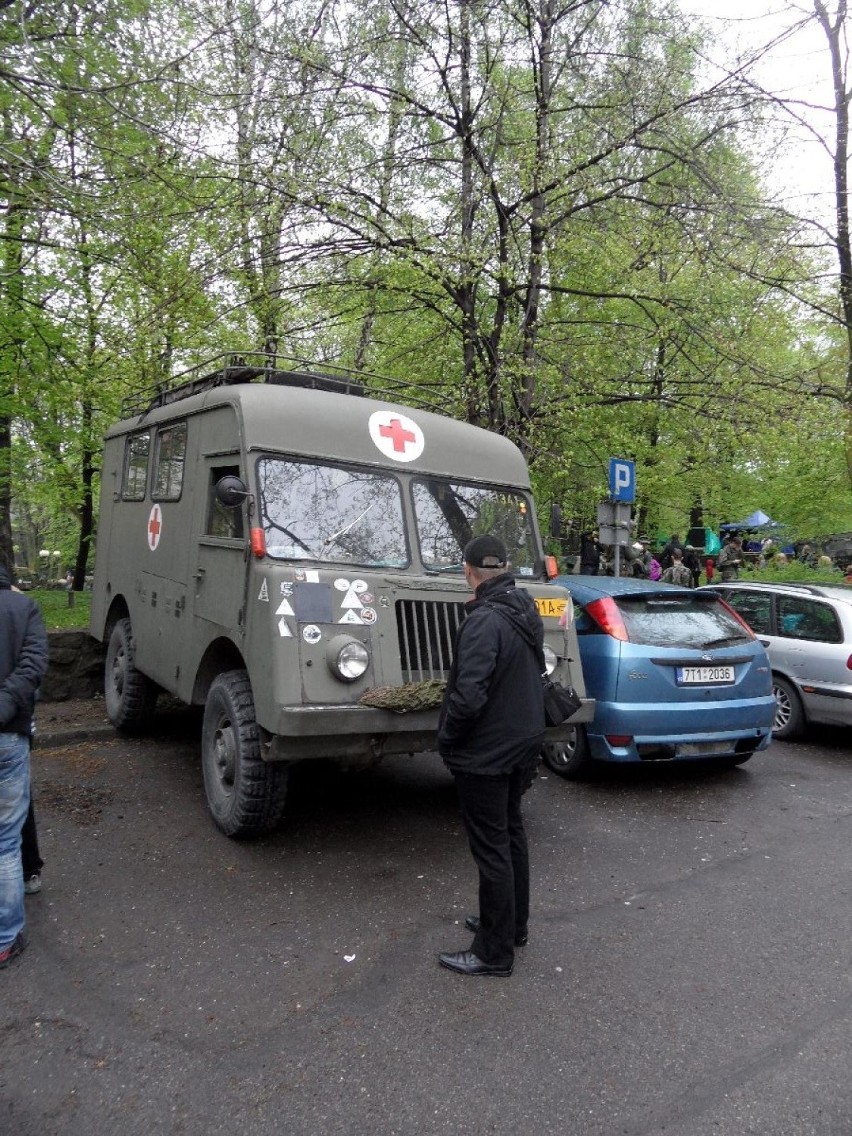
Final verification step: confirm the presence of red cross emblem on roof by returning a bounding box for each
[380,417,417,453]
[148,504,163,550]
[368,410,425,463]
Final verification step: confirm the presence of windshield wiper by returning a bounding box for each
[266,518,313,556]
[319,502,376,558]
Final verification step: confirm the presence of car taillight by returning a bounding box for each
[585,596,629,641]
[605,735,632,747]
[847,654,852,671]
[715,597,755,639]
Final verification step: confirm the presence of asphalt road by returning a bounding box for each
[3,717,852,1136]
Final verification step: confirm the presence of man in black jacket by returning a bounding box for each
[437,535,545,977]
[0,559,49,969]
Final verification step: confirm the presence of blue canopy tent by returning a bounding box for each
[720,509,781,530]
[719,510,793,554]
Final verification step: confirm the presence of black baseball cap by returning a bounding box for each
[464,534,508,568]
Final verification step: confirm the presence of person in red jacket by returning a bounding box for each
[437,534,545,977]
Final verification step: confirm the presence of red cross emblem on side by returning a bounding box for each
[147,503,163,550]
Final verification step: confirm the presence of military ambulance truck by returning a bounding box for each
[90,356,591,837]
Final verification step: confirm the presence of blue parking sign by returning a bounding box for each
[609,458,635,502]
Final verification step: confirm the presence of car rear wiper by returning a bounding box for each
[701,634,752,649]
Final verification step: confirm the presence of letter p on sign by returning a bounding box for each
[609,458,635,502]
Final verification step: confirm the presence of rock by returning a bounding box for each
[42,630,104,702]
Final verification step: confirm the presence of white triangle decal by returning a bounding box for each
[275,598,294,616]
[339,609,363,624]
[341,587,363,608]
[278,617,293,637]
[258,579,269,602]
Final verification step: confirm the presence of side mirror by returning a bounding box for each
[215,475,249,508]
[549,503,562,539]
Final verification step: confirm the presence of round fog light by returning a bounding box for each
[326,636,370,681]
[542,643,558,675]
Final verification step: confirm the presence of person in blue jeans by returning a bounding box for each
[0,558,49,969]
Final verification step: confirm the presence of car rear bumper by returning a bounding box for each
[585,697,776,763]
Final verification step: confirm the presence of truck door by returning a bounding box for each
[190,459,248,635]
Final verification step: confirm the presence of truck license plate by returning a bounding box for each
[535,597,567,619]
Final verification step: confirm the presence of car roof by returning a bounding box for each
[556,574,696,605]
[702,581,852,607]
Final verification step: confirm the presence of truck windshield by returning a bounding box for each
[257,458,409,567]
[412,478,538,575]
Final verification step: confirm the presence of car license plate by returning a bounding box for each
[535,597,567,619]
[676,665,735,685]
[678,742,726,756]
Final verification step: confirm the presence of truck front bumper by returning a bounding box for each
[262,699,596,763]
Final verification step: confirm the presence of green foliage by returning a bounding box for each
[746,563,847,585]
[30,588,91,631]
[1,0,850,571]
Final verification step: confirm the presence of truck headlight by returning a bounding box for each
[542,643,558,675]
[326,636,370,681]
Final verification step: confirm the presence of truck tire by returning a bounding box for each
[104,617,157,732]
[541,724,593,780]
[201,670,288,838]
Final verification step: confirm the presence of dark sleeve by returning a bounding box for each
[0,602,49,727]
[437,612,500,748]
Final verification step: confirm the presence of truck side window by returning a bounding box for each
[208,466,244,539]
[153,422,187,501]
[122,431,151,500]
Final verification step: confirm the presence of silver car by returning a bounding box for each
[702,582,852,738]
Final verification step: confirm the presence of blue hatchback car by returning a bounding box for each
[543,576,775,778]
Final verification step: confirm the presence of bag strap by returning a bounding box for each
[481,600,547,674]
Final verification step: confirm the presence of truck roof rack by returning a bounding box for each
[121,353,447,418]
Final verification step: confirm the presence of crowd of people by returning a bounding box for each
[575,530,849,585]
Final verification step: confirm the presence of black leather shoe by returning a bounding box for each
[438,950,513,977]
[465,915,529,946]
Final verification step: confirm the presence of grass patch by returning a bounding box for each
[29,588,92,631]
[744,564,849,586]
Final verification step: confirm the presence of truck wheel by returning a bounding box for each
[772,675,804,740]
[201,670,288,838]
[104,617,157,732]
[541,724,593,780]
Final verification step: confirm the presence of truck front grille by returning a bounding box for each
[396,599,465,682]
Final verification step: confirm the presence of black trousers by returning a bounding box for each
[453,743,539,968]
[21,799,42,877]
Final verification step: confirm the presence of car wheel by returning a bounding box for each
[541,724,593,780]
[772,675,804,740]
[104,617,157,732]
[201,669,289,838]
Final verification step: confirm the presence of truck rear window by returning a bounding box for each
[257,458,408,567]
[122,431,150,500]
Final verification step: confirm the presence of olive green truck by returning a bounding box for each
[90,356,591,838]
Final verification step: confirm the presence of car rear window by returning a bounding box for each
[615,594,752,648]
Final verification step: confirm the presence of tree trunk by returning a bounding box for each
[815,0,852,486]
